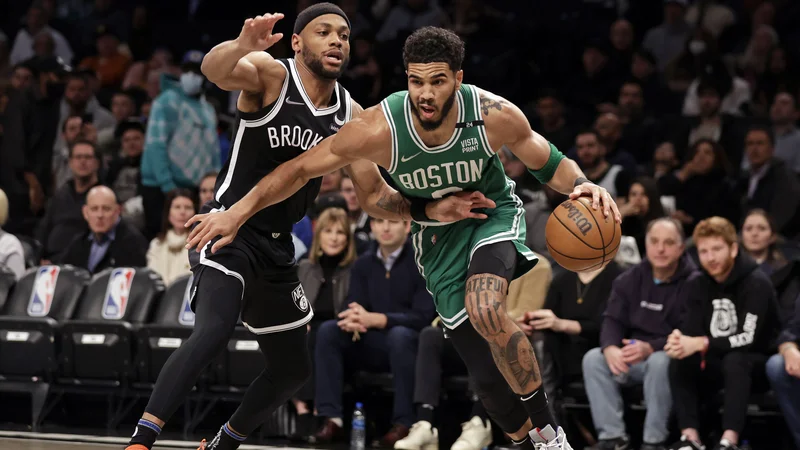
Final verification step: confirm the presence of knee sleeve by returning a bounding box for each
[466,241,517,283]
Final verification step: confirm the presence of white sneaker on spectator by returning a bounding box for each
[667,435,705,450]
[394,420,439,450]
[451,416,492,450]
[529,425,573,450]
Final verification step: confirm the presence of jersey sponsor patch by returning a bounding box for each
[179,274,196,326]
[102,268,136,320]
[292,284,309,312]
[28,265,61,317]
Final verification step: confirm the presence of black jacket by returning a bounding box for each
[681,252,780,354]
[60,218,148,273]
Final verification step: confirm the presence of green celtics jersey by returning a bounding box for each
[379,83,538,329]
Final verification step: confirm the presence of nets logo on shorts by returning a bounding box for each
[102,268,136,320]
[28,265,61,317]
[179,274,196,326]
[292,285,309,312]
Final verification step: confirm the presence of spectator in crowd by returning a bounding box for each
[630,49,672,115]
[497,147,537,199]
[769,91,800,174]
[291,208,357,441]
[52,113,85,190]
[685,0,735,39]
[608,19,634,79]
[0,56,71,231]
[732,25,779,84]
[146,189,194,286]
[766,294,800,449]
[647,142,680,180]
[665,217,779,450]
[97,89,138,155]
[54,71,115,153]
[105,119,144,206]
[753,47,794,116]
[573,129,631,199]
[739,208,788,277]
[683,60,752,119]
[9,2,74,65]
[0,188,25,280]
[739,125,800,240]
[9,62,35,91]
[583,218,698,450]
[680,78,745,164]
[60,185,147,273]
[140,50,220,239]
[313,217,435,446]
[568,41,617,117]
[616,80,660,164]
[525,186,565,262]
[122,48,178,92]
[198,171,217,206]
[36,140,100,262]
[31,31,56,61]
[527,90,577,155]
[339,175,371,255]
[319,169,344,196]
[80,0,131,51]
[620,178,666,256]
[527,259,622,402]
[593,112,638,174]
[641,0,691,72]
[78,26,131,89]
[657,138,739,236]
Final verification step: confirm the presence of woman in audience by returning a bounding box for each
[198,171,218,206]
[620,177,666,256]
[740,208,788,276]
[146,189,196,285]
[291,207,357,441]
[657,138,739,236]
[0,189,25,280]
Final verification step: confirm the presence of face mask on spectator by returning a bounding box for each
[688,40,707,55]
[180,72,204,96]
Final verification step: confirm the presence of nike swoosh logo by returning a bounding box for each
[285,97,305,106]
[401,152,422,162]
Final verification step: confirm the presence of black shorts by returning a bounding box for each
[187,208,313,335]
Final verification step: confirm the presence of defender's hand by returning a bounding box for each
[237,13,284,52]
[184,210,243,254]
[426,192,496,223]
[569,182,621,223]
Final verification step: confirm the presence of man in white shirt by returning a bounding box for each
[9,2,74,65]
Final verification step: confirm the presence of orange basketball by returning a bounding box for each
[545,197,621,272]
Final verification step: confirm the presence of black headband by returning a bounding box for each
[293,2,351,35]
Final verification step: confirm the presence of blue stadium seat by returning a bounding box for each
[134,273,197,386]
[59,267,165,384]
[0,265,89,379]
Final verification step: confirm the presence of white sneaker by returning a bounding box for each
[451,416,492,450]
[395,420,439,450]
[529,425,573,450]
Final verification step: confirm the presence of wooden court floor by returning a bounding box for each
[0,437,294,450]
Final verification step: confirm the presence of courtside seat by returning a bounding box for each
[0,265,16,312]
[0,265,89,380]
[211,323,265,390]
[134,274,197,386]
[16,235,42,269]
[59,267,165,384]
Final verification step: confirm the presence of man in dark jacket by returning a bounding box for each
[60,185,147,273]
[766,293,800,449]
[666,217,779,450]
[583,217,699,450]
[313,217,435,447]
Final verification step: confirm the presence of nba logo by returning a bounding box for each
[28,266,61,317]
[179,275,196,326]
[102,268,136,320]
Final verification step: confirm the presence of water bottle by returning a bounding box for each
[739,440,751,450]
[350,402,366,450]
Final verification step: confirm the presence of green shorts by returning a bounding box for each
[411,204,538,330]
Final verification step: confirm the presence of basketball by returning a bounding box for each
[545,197,622,272]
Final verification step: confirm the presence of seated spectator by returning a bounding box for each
[55,72,115,152]
[319,168,344,197]
[498,147,538,198]
[198,171,218,207]
[339,174,372,255]
[122,48,179,92]
[574,129,631,199]
[97,89,139,157]
[619,178,666,256]
[665,217,779,450]
[60,186,147,273]
[768,91,800,174]
[146,189,195,286]
[616,80,660,164]
[739,208,788,277]
[765,294,800,449]
[641,0,690,72]
[739,125,800,240]
[9,62,35,91]
[526,90,577,155]
[583,218,698,450]
[593,112,639,175]
[9,3,74,65]
[106,119,145,206]
[647,142,680,180]
[78,26,131,89]
[313,218,435,447]
[51,114,85,190]
[291,208,357,441]
[0,188,25,280]
[36,140,101,262]
[658,139,739,236]
[528,260,622,400]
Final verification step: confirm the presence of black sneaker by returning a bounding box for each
[667,435,705,450]
[595,436,630,450]
[712,440,740,450]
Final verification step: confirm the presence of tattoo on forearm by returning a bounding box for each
[480,95,504,116]
[375,192,410,218]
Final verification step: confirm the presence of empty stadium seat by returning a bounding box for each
[0,265,90,379]
[0,265,16,312]
[134,274,196,386]
[212,325,265,389]
[59,267,165,384]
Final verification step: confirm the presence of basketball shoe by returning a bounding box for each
[529,425,573,450]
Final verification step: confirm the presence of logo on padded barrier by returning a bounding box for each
[28,265,61,317]
[179,274,196,326]
[102,268,136,320]
[292,285,309,312]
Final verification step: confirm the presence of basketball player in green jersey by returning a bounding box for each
[187,27,620,450]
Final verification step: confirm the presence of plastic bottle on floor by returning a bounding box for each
[350,402,366,450]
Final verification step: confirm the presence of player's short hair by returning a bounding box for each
[403,27,465,72]
[693,216,738,247]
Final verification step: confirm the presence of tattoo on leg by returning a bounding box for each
[466,275,507,337]
[506,331,540,388]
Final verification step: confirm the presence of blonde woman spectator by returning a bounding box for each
[146,189,196,285]
[0,189,25,280]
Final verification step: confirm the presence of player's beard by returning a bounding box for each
[411,88,457,131]
[302,47,349,80]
